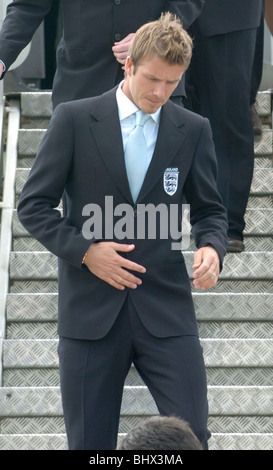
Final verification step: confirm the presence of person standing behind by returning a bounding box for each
[185,0,264,252]
[0,0,205,108]
[17,13,228,450]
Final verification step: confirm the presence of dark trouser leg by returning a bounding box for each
[128,301,210,450]
[58,302,133,450]
[226,29,256,238]
[58,297,209,450]
[186,25,257,240]
[250,7,264,105]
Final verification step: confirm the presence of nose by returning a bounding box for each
[153,82,166,100]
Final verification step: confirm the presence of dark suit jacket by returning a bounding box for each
[17,87,228,340]
[0,0,205,107]
[195,0,263,36]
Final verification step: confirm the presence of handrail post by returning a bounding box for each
[0,100,20,385]
[0,81,4,198]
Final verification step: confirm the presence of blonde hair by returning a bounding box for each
[128,12,193,71]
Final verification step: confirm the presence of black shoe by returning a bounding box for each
[250,104,262,135]
[227,238,245,253]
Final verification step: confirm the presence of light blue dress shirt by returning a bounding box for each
[116,81,161,175]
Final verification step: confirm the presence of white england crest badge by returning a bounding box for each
[163,168,179,195]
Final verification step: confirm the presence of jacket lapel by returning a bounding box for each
[137,102,186,203]
[89,88,133,204]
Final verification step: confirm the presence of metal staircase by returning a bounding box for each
[0,91,272,450]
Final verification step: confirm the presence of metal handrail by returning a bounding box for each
[0,97,20,385]
[0,81,4,199]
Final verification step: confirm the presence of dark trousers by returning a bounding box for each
[58,297,210,450]
[186,26,257,240]
[250,4,265,105]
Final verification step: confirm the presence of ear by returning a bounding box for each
[125,56,134,77]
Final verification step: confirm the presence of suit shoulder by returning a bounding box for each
[55,96,99,114]
[168,100,209,128]
[55,87,117,118]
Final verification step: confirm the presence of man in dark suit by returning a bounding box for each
[185,0,264,252]
[17,13,228,450]
[0,0,205,108]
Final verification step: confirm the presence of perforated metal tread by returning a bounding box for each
[3,338,273,369]
[1,386,273,416]
[8,250,273,281]
[0,432,272,450]
[14,166,273,197]
[11,208,273,238]
[6,292,273,322]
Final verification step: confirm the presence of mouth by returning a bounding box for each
[146,98,163,106]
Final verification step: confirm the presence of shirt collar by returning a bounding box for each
[116,81,161,125]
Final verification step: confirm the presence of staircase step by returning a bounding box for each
[6,292,273,323]
[1,411,273,436]
[3,364,273,388]
[20,92,53,118]
[254,156,273,168]
[18,89,271,118]
[3,339,273,370]
[254,129,272,156]
[18,129,46,157]
[8,279,273,294]
[255,90,272,117]
[16,148,273,170]
[0,432,273,451]
[16,155,272,170]
[11,208,273,239]
[250,168,273,194]
[247,196,273,208]
[243,236,273,251]
[9,251,273,281]
[3,415,272,437]
[0,386,272,417]
[15,166,273,201]
[0,432,272,450]
[6,292,273,343]
[6,320,273,341]
[0,433,67,451]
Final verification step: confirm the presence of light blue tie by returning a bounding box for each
[125,110,150,203]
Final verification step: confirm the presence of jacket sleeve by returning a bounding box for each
[0,0,53,74]
[165,0,205,29]
[183,117,228,267]
[17,103,93,270]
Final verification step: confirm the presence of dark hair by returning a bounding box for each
[117,416,203,450]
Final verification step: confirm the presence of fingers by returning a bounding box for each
[192,246,220,290]
[84,242,146,290]
[108,266,143,291]
[112,33,135,64]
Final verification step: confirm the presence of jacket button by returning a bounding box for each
[114,33,122,41]
[114,0,121,5]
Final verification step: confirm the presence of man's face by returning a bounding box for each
[122,55,185,114]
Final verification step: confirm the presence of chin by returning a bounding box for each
[142,102,161,114]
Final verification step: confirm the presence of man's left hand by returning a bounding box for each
[192,246,220,290]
